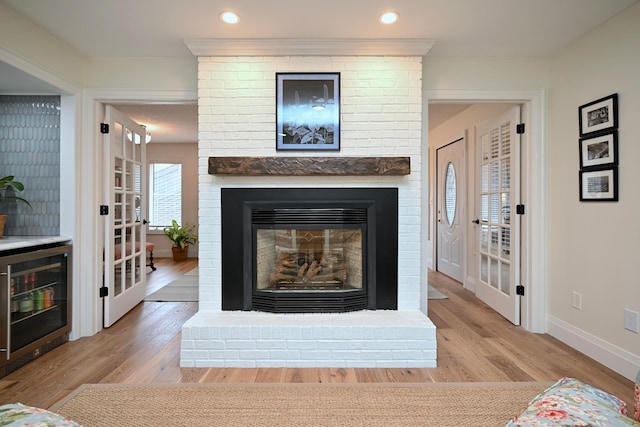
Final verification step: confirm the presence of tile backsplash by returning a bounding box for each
[0,95,60,236]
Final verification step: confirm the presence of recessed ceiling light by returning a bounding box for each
[380,11,399,25]
[220,11,239,24]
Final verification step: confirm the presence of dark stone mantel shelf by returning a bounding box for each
[208,156,410,176]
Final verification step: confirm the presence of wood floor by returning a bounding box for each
[0,258,634,410]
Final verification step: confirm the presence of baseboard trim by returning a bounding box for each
[547,314,640,381]
[464,275,477,293]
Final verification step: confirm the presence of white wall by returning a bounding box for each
[546,2,640,379]
[85,57,197,91]
[146,142,199,258]
[423,57,549,92]
[0,3,85,91]
[197,56,424,312]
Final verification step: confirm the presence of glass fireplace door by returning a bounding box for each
[256,227,363,292]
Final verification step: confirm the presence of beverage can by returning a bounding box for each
[44,288,55,308]
[34,290,44,311]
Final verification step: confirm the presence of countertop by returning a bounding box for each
[0,236,71,252]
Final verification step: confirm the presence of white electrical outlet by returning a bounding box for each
[571,292,582,310]
[624,309,640,333]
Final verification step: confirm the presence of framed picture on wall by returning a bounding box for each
[276,72,340,151]
[578,93,618,137]
[579,166,618,202]
[579,130,618,169]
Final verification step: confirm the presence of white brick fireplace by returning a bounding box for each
[180,50,436,368]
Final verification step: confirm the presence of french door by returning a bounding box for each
[474,106,521,325]
[102,105,148,327]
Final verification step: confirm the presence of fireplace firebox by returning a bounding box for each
[221,188,398,313]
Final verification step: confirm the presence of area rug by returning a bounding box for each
[428,284,448,299]
[49,382,552,427]
[144,274,198,301]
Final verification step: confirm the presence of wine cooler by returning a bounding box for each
[0,244,72,376]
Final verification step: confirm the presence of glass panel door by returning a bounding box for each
[475,106,521,325]
[103,105,147,327]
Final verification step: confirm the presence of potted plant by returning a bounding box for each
[163,219,198,261]
[0,175,32,239]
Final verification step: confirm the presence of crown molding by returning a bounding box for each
[184,38,435,57]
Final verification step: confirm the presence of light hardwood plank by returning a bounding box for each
[0,262,634,411]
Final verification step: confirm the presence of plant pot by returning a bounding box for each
[171,245,189,261]
[0,215,6,239]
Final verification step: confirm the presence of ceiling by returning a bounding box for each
[0,0,637,141]
[109,104,199,144]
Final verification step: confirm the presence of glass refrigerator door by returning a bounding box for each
[6,248,70,355]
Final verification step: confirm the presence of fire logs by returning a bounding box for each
[269,252,346,286]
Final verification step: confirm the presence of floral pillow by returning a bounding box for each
[635,370,640,422]
[506,377,640,426]
[0,402,81,426]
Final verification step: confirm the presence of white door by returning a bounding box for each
[436,138,465,282]
[474,106,521,325]
[102,105,148,327]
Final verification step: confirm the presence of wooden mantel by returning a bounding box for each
[208,156,411,176]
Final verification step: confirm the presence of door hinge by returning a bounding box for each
[516,204,525,215]
[516,123,525,134]
[99,286,109,297]
[516,285,525,296]
[99,205,109,215]
[100,123,109,134]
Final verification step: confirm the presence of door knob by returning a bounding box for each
[471,219,480,224]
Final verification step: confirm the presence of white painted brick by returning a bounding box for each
[255,340,287,349]
[195,339,225,350]
[346,360,380,368]
[211,349,240,359]
[317,340,348,350]
[239,350,271,360]
[299,350,332,360]
[330,350,370,360]
[269,349,301,360]
[287,341,318,350]
[181,349,210,360]
[226,340,257,350]
[181,55,436,368]
[391,350,428,360]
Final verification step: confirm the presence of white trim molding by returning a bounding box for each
[184,38,435,57]
[85,89,198,104]
[547,314,640,381]
[423,88,547,334]
[0,47,82,95]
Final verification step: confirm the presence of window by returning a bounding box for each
[148,163,182,231]
[444,161,456,225]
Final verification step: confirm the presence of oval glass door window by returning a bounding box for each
[445,162,457,225]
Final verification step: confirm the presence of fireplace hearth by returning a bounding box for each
[221,188,398,313]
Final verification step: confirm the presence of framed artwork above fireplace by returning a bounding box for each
[276,72,340,151]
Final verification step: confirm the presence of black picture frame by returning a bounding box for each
[276,72,340,151]
[579,130,618,169]
[579,166,618,202]
[578,93,618,137]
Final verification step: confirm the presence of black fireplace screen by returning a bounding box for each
[220,187,398,313]
[251,207,368,312]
